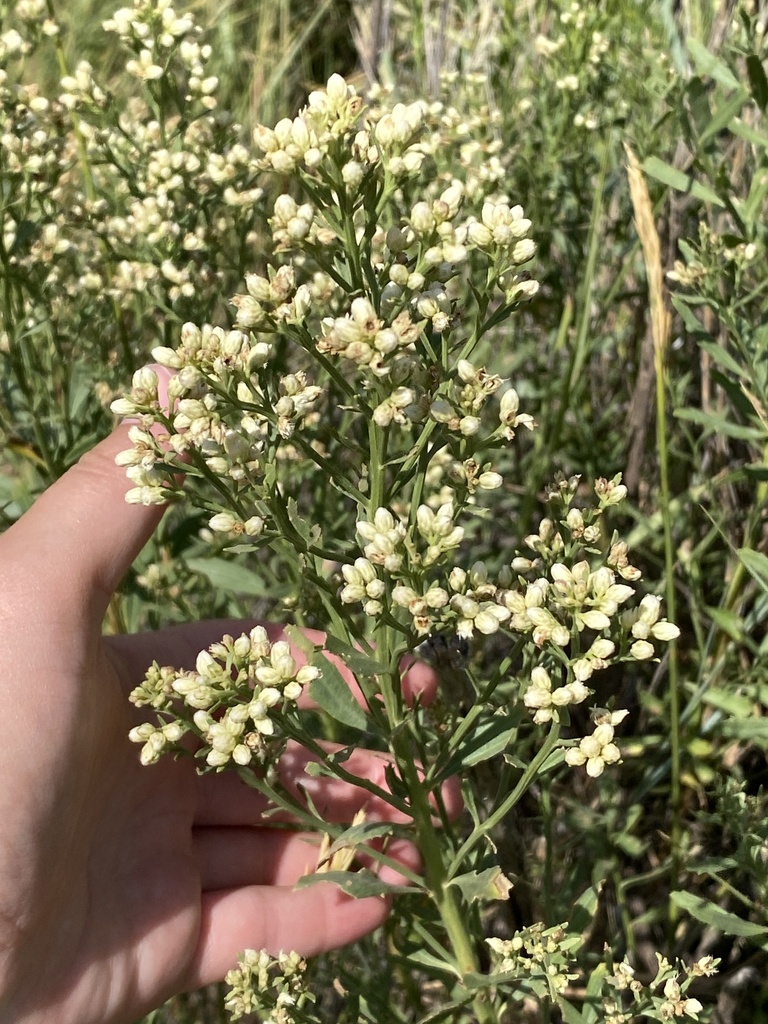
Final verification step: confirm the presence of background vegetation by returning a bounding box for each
[2,0,768,1020]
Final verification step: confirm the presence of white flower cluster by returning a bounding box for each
[0,0,266,345]
[318,299,424,380]
[113,320,328,504]
[129,627,318,770]
[224,949,311,1023]
[529,1,632,133]
[341,492,679,680]
[622,594,680,660]
[253,73,364,174]
[487,923,577,998]
[564,708,628,778]
[103,0,215,104]
[604,954,716,1022]
[523,666,590,724]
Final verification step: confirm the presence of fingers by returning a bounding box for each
[107,620,439,708]
[193,741,463,828]
[193,826,418,892]
[195,742,409,826]
[190,880,393,987]
[0,368,174,626]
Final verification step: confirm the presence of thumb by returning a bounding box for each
[0,367,174,626]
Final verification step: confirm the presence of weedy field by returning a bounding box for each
[1,0,768,1022]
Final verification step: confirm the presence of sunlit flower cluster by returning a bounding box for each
[224,949,312,1023]
[129,626,318,769]
[603,953,716,1022]
[487,923,578,998]
[564,708,628,777]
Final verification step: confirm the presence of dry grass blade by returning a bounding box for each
[624,143,671,358]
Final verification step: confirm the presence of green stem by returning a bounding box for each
[391,734,495,1023]
[447,722,561,879]
[654,320,681,927]
[368,417,386,513]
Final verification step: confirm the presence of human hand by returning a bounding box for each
[0,422,454,1024]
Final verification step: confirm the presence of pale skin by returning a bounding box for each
[0,422,456,1024]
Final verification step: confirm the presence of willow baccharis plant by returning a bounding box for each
[101,13,700,1007]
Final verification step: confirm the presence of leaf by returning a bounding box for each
[400,948,461,980]
[697,340,746,379]
[446,866,513,904]
[671,891,768,938]
[186,556,268,597]
[438,714,517,779]
[692,857,740,876]
[559,1001,586,1024]
[686,38,741,91]
[670,294,708,335]
[719,719,768,742]
[675,407,764,441]
[705,606,745,643]
[294,868,414,898]
[731,117,768,150]
[641,156,725,207]
[283,624,316,659]
[582,963,609,1024]
[685,76,712,138]
[747,54,768,112]
[699,89,750,145]
[286,497,310,544]
[325,821,394,857]
[701,686,753,717]
[737,548,768,595]
[310,654,368,730]
[324,634,389,676]
[569,883,603,936]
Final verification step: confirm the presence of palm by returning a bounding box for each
[0,426,433,1024]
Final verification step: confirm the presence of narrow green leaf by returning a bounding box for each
[720,720,768,742]
[569,883,603,936]
[699,89,750,145]
[737,548,768,595]
[747,54,768,111]
[324,634,389,675]
[705,606,745,643]
[701,687,753,717]
[583,963,609,1024]
[559,1000,586,1024]
[642,156,725,207]
[295,869,414,898]
[670,293,707,334]
[438,714,517,779]
[731,117,768,150]
[326,821,394,858]
[697,340,745,379]
[310,654,368,730]
[671,891,768,937]
[693,857,740,875]
[283,624,317,659]
[400,948,461,980]
[675,407,764,440]
[186,556,267,597]
[686,38,741,91]
[287,496,310,543]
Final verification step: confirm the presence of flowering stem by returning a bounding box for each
[368,419,386,513]
[340,197,365,293]
[391,732,496,1023]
